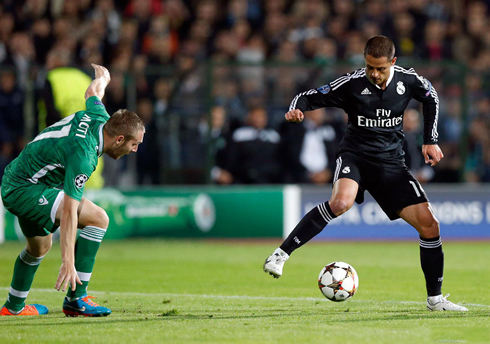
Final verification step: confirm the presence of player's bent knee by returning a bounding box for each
[99,209,109,229]
[419,215,440,238]
[26,240,52,257]
[90,206,109,229]
[329,198,354,216]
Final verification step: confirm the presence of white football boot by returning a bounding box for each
[427,294,468,311]
[263,248,289,278]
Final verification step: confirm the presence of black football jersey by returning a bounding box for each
[289,66,439,162]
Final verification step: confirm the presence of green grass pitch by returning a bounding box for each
[0,239,489,343]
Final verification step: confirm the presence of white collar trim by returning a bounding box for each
[374,66,394,89]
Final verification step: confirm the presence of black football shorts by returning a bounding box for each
[333,151,429,220]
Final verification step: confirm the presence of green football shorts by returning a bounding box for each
[1,183,64,238]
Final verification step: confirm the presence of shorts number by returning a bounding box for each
[409,181,421,197]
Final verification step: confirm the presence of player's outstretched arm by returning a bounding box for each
[422,144,444,167]
[55,195,82,292]
[85,63,111,100]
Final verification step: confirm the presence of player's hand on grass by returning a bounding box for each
[285,109,304,123]
[91,63,111,85]
[55,262,82,292]
[422,144,444,167]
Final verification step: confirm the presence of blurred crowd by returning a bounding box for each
[0,0,490,185]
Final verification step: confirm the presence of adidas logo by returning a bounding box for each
[361,88,371,95]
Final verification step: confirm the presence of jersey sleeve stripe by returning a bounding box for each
[395,66,439,142]
[430,87,440,141]
[393,66,416,75]
[330,76,349,88]
[331,69,366,91]
[289,68,365,110]
[289,89,318,110]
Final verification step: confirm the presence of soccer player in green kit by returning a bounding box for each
[0,64,145,316]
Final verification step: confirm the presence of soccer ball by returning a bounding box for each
[318,261,359,302]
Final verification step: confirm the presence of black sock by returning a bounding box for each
[420,236,444,296]
[280,202,337,255]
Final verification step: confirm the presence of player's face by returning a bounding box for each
[109,129,145,160]
[365,55,397,88]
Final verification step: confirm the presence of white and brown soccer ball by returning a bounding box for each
[318,261,359,302]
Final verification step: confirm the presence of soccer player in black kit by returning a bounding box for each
[264,36,468,311]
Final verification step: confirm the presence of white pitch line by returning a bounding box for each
[0,287,488,308]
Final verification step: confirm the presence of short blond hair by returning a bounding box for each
[105,109,145,140]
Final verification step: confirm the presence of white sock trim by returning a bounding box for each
[420,238,442,248]
[79,234,102,242]
[84,226,107,233]
[317,202,333,222]
[79,226,106,242]
[9,287,29,298]
[77,271,92,282]
[19,248,45,266]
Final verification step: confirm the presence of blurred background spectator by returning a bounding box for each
[135,97,162,185]
[0,0,488,185]
[465,116,490,183]
[226,106,281,184]
[0,67,24,182]
[203,105,235,185]
[36,49,91,131]
[279,108,339,184]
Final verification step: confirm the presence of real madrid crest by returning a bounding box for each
[396,81,405,95]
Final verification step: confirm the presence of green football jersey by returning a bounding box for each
[2,96,110,202]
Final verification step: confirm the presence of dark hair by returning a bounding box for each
[105,109,145,140]
[364,35,395,60]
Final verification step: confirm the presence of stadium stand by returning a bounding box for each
[0,0,489,185]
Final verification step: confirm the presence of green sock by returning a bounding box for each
[67,226,106,299]
[4,248,44,312]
